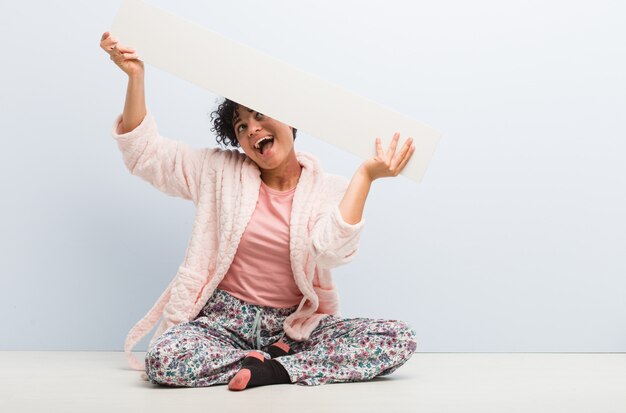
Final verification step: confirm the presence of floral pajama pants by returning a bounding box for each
[145,288,418,387]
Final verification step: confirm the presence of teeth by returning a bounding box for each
[254,136,273,149]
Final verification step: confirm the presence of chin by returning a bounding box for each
[259,154,285,169]
[258,159,280,170]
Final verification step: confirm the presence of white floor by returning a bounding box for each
[1,352,625,413]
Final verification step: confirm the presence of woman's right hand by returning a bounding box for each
[100,31,144,77]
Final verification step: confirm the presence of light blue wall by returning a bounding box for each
[1,0,624,351]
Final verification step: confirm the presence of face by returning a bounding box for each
[232,106,295,170]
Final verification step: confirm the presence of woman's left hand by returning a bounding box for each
[360,133,416,182]
[338,133,414,224]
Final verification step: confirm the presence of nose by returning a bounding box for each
[247,119,262,138]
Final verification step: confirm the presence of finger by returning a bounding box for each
[116,45,136,54]
[115,42,134,51]
[101,37,118,51]
[121,52,140,60]
[110,44,137,59]
[100,37,114,50]
[375,137,384,158]
[386,132,400,161]
[110,49,124,61]
[101,32,110,41]
[396,143,416,173]
[390,137,413,169]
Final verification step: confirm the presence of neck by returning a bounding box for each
[260,151,302,191]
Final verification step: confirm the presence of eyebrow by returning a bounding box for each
[232,108,257,127]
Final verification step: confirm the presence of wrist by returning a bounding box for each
[127,71,144,82]
[357,164,375,184]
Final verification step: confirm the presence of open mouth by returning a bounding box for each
[254,136,275,156]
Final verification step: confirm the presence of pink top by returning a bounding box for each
[218,181,304,308]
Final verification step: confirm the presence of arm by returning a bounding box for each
[309,176,365,269]
[111,111,208,203]
[102,32,210,203]
[338,166,371,225]
[100,31,146,133]
[309,134,415,268]
[121,73,147,134]
[339,133,415,224]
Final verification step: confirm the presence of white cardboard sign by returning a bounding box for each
[111,0,441,182]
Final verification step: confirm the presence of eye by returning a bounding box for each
[236,123,246,133]
[255,112,264,119]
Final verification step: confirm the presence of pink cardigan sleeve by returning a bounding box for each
[308,175,365,269]
[111,111,209,204]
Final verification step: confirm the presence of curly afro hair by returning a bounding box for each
[209,98,297,148]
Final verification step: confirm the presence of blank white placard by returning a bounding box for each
[111,0,442,183]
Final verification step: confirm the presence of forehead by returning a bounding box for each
[232,105,254,124]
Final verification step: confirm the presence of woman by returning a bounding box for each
[101,31,418,390]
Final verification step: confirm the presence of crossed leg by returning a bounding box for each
[275,316,418,386]
[144,317,259,387]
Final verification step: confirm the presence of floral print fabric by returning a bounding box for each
[145,288,417,387]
